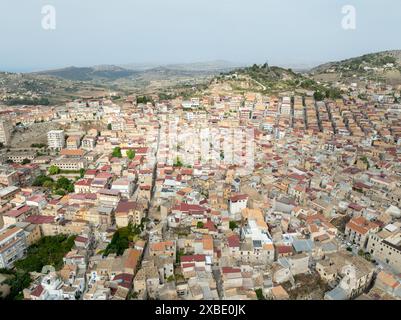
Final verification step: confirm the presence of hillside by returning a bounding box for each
[0,71,122,105]
[218,64,331,95]
[33,65,138,81]
[310,50,401,84]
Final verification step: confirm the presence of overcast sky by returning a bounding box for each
[0,0,400,72]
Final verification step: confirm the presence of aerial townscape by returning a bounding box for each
[0,49,401,301]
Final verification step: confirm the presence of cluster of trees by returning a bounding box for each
[112,147,122,158]
[31,143,47,148]
[325,88,343,99]
[176,248,185,264]
[173,156,184,167]
[158,93,177,101]
[32,174,74,195]
[32,175,54,187]
[111,147,135,160]
[48,165,84,177]
[103,222,144,256]
[136,96,153,104]
[1,235,75,300]
[15,236,76,272]
[313,91,325,101]
[53,177,75,195]
[48,165,61,175]
[313,88,342,101]
[3,97,50,106]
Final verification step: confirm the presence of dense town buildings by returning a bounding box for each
[0,71,401,301]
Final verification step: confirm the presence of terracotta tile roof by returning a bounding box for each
[112,273,134,289]
[227,234,240,248]
[123,249,141,271]
[116,200,141,213]
[204,220,217,232]
[25,215,55,224]
[150,241,175,252]
[31,284,44,297]
[276,245,293,255]
[181,254,206,263]
[346,216,378,235]
[75,179,93,186]
[221,267,241,274]
[172,203,207,214]
[4,205,31,217]
[229,194,248,202]
[202,235,213,250]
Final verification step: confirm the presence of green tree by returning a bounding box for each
[325,88,342,99]
[31,143,46,148]
[229,221,238,231]
[176,248,185,264]
[129,291,139,299]
[4,271,32,300]
[55,177,74,193]
[197,221,204,229]
[79,168,85,178]
[21,158,31,165]
[107,123,112,130]
[112,147,122,158]
[314,91,325,101]
[4,235,75,300]
[48,165,61,175]
[42,180,54,189]
[136,96,153,104]
[174,156,183,167]
[55,189,66,196]
[104,224,141,256]
[32,175,54,187]
[255,288,265,300]
[126,149,135,160]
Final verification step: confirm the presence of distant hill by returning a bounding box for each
[32,61,242,82]
[122,60,244,72]
[33,65,138,81]
[134,66,227,78]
